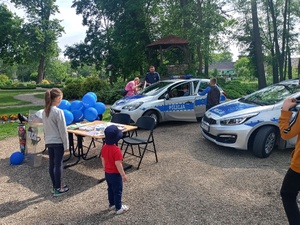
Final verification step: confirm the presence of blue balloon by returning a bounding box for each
[58,99,71,110]
[63,109,74,125]
[94,102,106,115]
[84,107,98,122]
[72,110,84,123]
[70,100,83,111]
[10,152,24,165]
[82,93,96,108]
[86,92,97,101]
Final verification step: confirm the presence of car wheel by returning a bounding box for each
[143,110,159,127]
[252,126,277,158]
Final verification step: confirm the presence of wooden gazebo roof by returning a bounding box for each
[147,35,190,67]
[147,35,188,49]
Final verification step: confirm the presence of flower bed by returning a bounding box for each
[0,113,28,123]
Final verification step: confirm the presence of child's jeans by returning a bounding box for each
[105,172,123,210]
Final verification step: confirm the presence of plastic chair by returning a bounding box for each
[97,113,132,157]
[122,116,158,170]
[110,113,132,149]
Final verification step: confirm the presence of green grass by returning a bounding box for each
[34,93,45,99]
[0,106,44,115]
[0,122,19,140]
[0,89,111,140]
[0,90,45,106]
[0,108,111,140]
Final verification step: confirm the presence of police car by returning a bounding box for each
[110,77,226,127]
[201,79,300,158]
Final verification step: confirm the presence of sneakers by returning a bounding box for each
[116,205,129,214]
[53,186,69,197]
[108,205,115,210]
[51,184,68,194]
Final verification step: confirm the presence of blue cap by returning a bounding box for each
[104,125,123,145]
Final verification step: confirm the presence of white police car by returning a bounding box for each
[201,79,300,158]
[110,77,226,127]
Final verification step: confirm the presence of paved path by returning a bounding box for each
[0,92,44,109]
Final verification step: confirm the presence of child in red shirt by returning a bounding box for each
[101,125,129,214]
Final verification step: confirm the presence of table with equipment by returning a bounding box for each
[65,121,137,169]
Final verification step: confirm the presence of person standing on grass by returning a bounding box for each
[42,88,69,197]
[279,97,300,224]
[101,125,129,214]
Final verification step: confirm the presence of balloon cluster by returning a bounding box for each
[58,92,106,125]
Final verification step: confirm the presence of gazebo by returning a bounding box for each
[147,35,190,75]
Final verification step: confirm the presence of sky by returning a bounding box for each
[4,0,240,61]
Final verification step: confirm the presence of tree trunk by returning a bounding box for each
[268,0,283,81]
[251,0,266,89]
[196,45,203,75]
[204,58,209,77]
[266,3,278,84]
[37,56,45,84]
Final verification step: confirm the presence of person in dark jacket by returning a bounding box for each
[144,66,160,87]
[198,77,220,111]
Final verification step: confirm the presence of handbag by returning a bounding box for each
[120,89,129,96]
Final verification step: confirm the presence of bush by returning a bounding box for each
[63,79,84,100]
[97,81,126,104]
[223,80,258,99]
[42,79,50,84]
[0,74,9,83]
[81,76,107,94]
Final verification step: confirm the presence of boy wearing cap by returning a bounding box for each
[101,125,129,214]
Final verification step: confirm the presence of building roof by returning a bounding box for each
[147,35,188,47]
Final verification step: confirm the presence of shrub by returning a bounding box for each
[42,79,50,84]
[81,76,107,94]
[63,79,84,100]
[0,74,9,83]
[223,80,258,99]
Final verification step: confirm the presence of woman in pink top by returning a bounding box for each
[124,77,141,97]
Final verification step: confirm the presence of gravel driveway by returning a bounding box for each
[0,119,292,225]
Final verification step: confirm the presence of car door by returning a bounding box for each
[194,80,210,119]
[164,81,196,121]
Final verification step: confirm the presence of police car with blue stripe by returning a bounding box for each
[110,76,226,127]
[201,79,300,158]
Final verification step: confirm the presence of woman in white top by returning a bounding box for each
[42,88,69,196]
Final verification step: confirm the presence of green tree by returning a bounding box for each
[211,51,233,63]
[11,0,64,84]
[45,58,68,83]
[234,57,251,79]
[0,4,24,64]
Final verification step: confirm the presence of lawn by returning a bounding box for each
[0,108,111,140]
[0,90,111,140]
[0,90,44,107]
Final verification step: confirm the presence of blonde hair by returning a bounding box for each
[44,88,63,117]
[134,77,140,82]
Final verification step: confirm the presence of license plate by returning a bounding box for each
[201,121,210,132]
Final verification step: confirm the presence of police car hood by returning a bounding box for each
[205,98,275,119]
[112,95,153,109]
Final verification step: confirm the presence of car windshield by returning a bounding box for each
[239,83,300,105]
[140,81,174,96]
